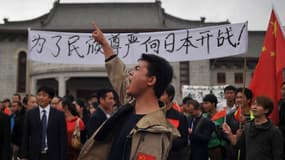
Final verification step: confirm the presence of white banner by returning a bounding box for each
[28,22,248,64]
[182,85,227,103]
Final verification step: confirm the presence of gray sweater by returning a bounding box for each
[239,120,283,160]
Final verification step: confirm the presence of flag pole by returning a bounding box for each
[239,52,248,129]
[240,21,249,129]
[27,27,32,94]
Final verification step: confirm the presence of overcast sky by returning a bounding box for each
[0,0,284,31]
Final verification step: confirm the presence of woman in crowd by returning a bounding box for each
[62,98,85,160]
[73,99,89,143]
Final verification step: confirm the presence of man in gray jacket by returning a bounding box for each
[223,96,283,160]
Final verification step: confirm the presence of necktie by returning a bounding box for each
[191,118,196,129]
[41,110,47,151]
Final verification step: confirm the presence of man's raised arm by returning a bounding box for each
[92,22,114,59]
[91,22,130,104]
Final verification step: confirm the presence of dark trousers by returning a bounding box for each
[208,147,224,160]
[39,153,48,160]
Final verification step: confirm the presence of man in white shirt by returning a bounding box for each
[21,86,68,160]
[217,85,236,114]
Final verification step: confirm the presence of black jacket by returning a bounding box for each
[0,112,11,160]
[86,107,107,137]
[278,99,285,134]
[21,107,68,160]
[239,120,283,160]
[12,109,25,147]
[166,108,188,160]
[188,115,214,160]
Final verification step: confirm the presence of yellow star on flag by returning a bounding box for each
[262,46,266,52]
[271,20,277,37]
[270,51,276,57]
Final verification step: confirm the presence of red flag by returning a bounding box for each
[167,118,180,128]
[211,107,226,121]
[249,9,285,125]
[172,102,182,112]
[137,153,156,160]
[234,107,241,122]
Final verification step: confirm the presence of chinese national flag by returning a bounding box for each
[249,9,285,125]
[137,153,156,160]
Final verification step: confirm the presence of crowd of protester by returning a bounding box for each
[0,23,284,160]
[0,83,284,160]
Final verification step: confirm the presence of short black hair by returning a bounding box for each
[63,95,74,102]
[13,93,21,101]
[23,94,35,105]
[37,86,55,99]
[187,99,201,110]
[254,96,274,117]
[164,84,175,102]
[97,88,114,104]
[281,81,285,87]
[203,94,218,106]
[88,93,97,101]
[2,98,10,103]
[182,96,193,104]
[139,53,173,98]
[236,87,253,100]
[224,85,236,92]
[23,96,28,105]
[53,96,63,102]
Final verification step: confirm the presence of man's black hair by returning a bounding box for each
[37,86,55,99]
[97,88,114,104]
[88,93,97,101]
[203,94,218,107]
[13,93,21,101]
[224,85,236,92]
[236,87,253,100]
[182,96,193,104]
[139,53,173,98]
[187,99,201,110]
[23,95,28,105]
[164,84,175,102]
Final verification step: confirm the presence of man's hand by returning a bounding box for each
[91,22,114,59]
[222,122,232,135]
[236,129,243,137]
[223,122,238,145]
[188,128,193,135]
[92,22,108,45]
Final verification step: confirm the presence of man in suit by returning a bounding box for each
[159,84,188,160]
[21,86,68,160]
[187,99,215,160]
[86,88,115,137]
[0,112,11,160]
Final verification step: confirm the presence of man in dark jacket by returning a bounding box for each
[160,84,188,160]
[278,81,285,159]
[224,96,283,160]
[187,99,214,160]
[86,88,115,137]
[11,101,25,160]
[0,112,11,160]
[21,86,68,160]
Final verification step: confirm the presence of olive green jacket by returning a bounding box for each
[78,103,180,160]
[78,56,180,160]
